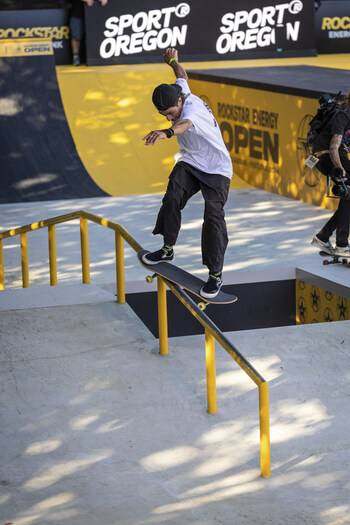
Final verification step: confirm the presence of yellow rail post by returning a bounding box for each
[259,381,271,477]
[115,232,125,304]
[80,217,90,284]
[0,238,4,290]
[48,224,57,286]
[157,277,168,355]
[205,329,217,414]
[20,232,29,288]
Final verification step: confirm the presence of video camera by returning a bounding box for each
[330,167,350,198]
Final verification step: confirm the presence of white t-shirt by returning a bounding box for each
[173,78,233,179]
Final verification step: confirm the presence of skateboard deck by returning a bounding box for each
[319,250,350,266]
[137,250,238,307]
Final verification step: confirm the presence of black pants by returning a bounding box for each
[153,161,230,273]
[316,154,350,247]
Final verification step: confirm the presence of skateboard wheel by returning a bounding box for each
[198,302,206,310]
[342,259,347,265]
[323,260,328,265]
[145,275,153,284]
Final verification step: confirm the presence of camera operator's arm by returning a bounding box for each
[329,134,346,178]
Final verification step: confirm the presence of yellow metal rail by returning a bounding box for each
[0,210,142,301]
[162,277,271,478]
[0,210,270,477]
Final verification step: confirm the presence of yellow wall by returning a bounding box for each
[189,78,338,211]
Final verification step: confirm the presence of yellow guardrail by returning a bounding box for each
[162,277,270,478]
[0,210,142,300]
[0,210,270,477]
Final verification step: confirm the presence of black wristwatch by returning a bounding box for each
[162,128,174,138]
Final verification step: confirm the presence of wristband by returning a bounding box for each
[162,128,174,138]
[168,58,178,65]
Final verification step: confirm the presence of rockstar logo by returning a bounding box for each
[337,297,348,320]
[310,287,321,312]
[297,297,307,323]
[297,114,322,188]
[323,307,333,323]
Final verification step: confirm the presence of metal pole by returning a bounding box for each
[115,232,125,304]
[20,232,29,288]
[205,329,217,414]
[157,277,168,355]
[259,381,271,477]
[0,239,4,290]
[48,224,57,286]
[80,217,90,284]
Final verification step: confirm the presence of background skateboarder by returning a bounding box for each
[142,48,233,299]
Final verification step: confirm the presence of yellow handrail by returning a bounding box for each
[0,210,270,477]
[159,276,271,478]
[0,210,142,302]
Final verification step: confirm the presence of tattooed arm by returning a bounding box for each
[329,134,346,178]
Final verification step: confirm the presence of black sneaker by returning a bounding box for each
[200,273,222,299]
[142,246,174,265]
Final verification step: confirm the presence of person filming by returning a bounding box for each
[311,90,350,256]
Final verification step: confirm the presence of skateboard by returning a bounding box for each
[319,250,350,267]
[137,250,238,310]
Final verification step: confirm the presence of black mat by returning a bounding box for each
[127,279,296,338]
[188,65,350,98]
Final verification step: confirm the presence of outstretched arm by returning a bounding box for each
[143,119,192,146]
[163,48,188,80]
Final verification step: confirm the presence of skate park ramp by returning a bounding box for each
[0,42,108,203]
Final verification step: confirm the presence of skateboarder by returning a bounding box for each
[311,90,350,256]
[142,48,233,299]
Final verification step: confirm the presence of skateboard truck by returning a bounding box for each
[319,251,350,267]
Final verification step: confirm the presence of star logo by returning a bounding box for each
[297,297,307,323]
[298,280,306,291]
[337,297,348,320]
[325,291,334,301]
[323,307,333,323]
[310,287,320,312]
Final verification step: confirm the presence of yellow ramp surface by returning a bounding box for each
[57,54,349,198]
[57,63,249,196]
[57,63,252,196]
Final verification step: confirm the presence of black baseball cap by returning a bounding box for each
[152,83,182,111]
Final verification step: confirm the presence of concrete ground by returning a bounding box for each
[1,189,350,524]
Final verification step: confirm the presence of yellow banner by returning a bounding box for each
[189,78,338,211]
[0,39,53,57]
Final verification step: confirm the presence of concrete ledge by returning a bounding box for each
[296,268,350,300]
[0,283,117,311]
